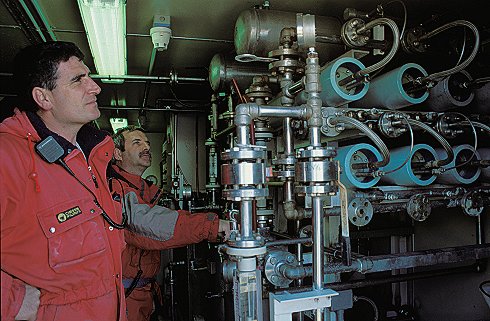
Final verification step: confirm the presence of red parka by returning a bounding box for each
[1,110,127,321]
[109,165,219,321]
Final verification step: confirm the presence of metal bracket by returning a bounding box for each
[269,289,338,321]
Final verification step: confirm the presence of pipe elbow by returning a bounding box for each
[234,103,259,126]
[283,201,300,220]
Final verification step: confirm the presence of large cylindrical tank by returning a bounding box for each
[293,57,369,106]
[471,82,490,114]
[234,8,342,62]
[426,70,474,112]
[478,147,490,180]
[319,57,369,106]
[351,63,429,109]
[381,144,438,186]
[208,53,269,92]
[335,143,383,189]
[435,144,481,185]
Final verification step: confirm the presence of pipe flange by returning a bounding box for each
[436,114,462,139]
[224,245,267,257]
[273,156,296,166]
[222,187,268,201]
[407,194,431,221]
[182,184,192,201]
[295,185,337,195]
[298,147,337,159]
[348,197,374,226]
[296,13,316,49]
[221,148,267,160]
[265,250,298,287]
[402,27,427,54]
[461,191,484,217]
[341,18,370,48]
[273,170,295,178]
[378,112,406,138]
[268,47,303,59]
[295,160,339,184]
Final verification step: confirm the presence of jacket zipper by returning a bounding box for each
[87,166,99,188]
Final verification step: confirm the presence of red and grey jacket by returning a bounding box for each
[1,109,127,321]
[108,165,220,283]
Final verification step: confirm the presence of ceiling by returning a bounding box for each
[1,0,488,133]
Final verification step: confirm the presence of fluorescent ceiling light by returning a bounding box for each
[109,117,128,133]
[77,0,127,83]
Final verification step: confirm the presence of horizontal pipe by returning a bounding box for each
[98,106,205,113]
[90,74,207,83]
[283,264,478,292]
[215,125,236,138]
[281,243,490,279]
[266,237,312,247]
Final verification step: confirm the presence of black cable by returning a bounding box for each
[167,85,211,109]
[125,251,144,297]
[58,159,127,229]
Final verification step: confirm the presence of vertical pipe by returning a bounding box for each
[284,180,295,204]
[309,126,321,147]
[241,200,253,239]
[312,196,324,290]
[237,125,250,146]
[296,220,305,321]
[284,117,294,156]
[172,114,179,199]
[211,95,218,133]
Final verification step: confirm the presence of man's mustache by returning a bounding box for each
[139,151,152,158]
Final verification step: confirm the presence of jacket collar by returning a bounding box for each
[27,111,110,159]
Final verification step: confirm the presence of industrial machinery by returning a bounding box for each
[162,2,490,321]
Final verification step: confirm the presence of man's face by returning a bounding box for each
[117,130,152,175]
[46,56,101,126]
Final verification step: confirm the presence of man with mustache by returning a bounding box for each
[108,125,230,321]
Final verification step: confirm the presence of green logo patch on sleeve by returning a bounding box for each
[57,206,82,223]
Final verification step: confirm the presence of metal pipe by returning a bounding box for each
[18,0,47,41]
[283,117,294,156]
[312,196,324,291]
[234,103,309,144]
[328,264,477,291]
[281,243,490,279]
[172,116,178,199]
[31,0,57,40]
[215,125,236,138]
[241,200,253,239]
[46,27,234,43]
[266,237,312,247]
[90,74,207,83]
[309,127,321,147]
[98,106,205,113]
[286,79,305,97]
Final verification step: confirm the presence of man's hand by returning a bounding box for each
[218,219,232,241]
[15,284,40,321]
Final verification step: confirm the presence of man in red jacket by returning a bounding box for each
[1,42,127,321]
[109,125,229,321]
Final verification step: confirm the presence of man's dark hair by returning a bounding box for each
[13,41,84,112]
[113,125,146,152]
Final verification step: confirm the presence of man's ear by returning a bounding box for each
[32,87,53,111]
[113,147,123,161]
